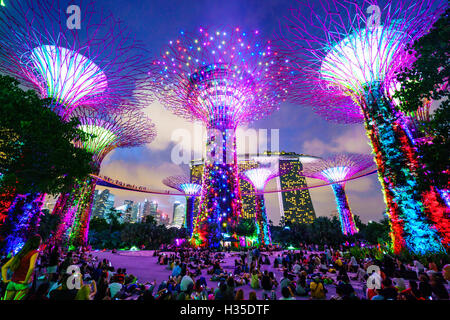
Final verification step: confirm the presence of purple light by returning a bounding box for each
[302,153,375,235]
[163,175,201,196]
[302,153,375,184]
[0,0,155,118]
[29,45,108,108]
[71,106,156,168]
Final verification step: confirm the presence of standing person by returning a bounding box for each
[1,235,42,300]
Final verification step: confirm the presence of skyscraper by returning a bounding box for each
[141,199,158,223]
[142,199,152,218]
[91,189,115,220]
[238,160,259,219]
[276,152,316,225]
[190,152,317,225]
[172,201,186,228]
[123,200,134,223]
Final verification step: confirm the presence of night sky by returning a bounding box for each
[78,0,386,224]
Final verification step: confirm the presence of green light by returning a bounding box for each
[1,0,5,7]
[78,124,118,154]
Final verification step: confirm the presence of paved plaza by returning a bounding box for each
[91,250,367,300]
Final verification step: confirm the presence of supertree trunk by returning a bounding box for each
[362,84,448,254]
[1,193,45,254]
[0,186,16,231]
[185,196,196,238]
[192,128,242,248]
[330,184,358,236]
[51,186,84,247]
[68,176,98,249]
[255,194,272,245]
[51,192,71,217]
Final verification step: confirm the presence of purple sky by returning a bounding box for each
[90,0,386,224]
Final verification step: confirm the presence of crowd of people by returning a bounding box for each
[1,236,449,301]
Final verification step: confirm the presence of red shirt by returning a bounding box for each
[11,250,38,283]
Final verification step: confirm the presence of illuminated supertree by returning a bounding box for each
[301,153,375,235]
[280,0,449,254]
[150,27,293,247]
[240,156,288,246]
[0,0,152,119]
[163,175,202,237]
[57,107,156,248]
[0,0,153,253]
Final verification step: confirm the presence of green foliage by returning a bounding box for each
[357,218,391,244]
[37,209,61,242]
[235,218,256,237]
[393,9,449,189]
[88,215,187,250]
[0,75,94,195]
[270,215,390,247]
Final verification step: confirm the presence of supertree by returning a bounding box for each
[150,27,293,247]
[163,175,202,237]
[301,153,375,235]
[0,0,154,253]
[55,106,156,249]
[0,0,152,119]
[240,156,289,246]
[279,0,449,254]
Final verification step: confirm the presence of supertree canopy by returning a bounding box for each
[0,0,155,253]
[302,153,375,236]
[150,26,293,247]
[58,107,156,248]
[163,175,202,237]
[280,0,449,254]
[0,0,153,119]
[240,156,289,246]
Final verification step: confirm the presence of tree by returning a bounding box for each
[0,75,94,196]
[37,209,61,242]
[236,218,256,240]
[360,218,391,245]
[393,9,449,190]
[104,209,123,232]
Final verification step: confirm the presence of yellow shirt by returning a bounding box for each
[310,281,325,299]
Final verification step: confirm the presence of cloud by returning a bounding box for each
[302,125,372,156]
[99,160,185,190]
[306,175,385,223]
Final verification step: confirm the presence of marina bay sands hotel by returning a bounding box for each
[190,151,317,225]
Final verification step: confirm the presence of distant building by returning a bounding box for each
[159,211,170,226]
[122,200,134,223]
[141,199,158,223]
[133,202,141,222]
[172,201,185,228]
[190,151,317,225]
[92,189,115,220]
[276,152,316,225]
[142,199,151,219]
